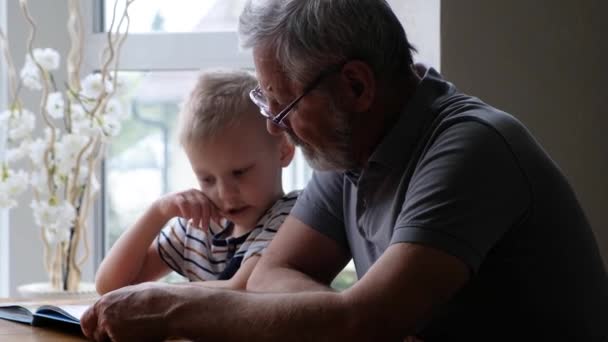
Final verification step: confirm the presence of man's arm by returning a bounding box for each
[247,215,351,292]
[83,221,468,341]
[188,242,469,341]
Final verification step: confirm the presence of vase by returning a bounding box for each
[17,281,97,299]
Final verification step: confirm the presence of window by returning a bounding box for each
[104,0,248,33]
[100,0,439,289]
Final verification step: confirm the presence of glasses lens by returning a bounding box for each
[249,87,273,118]
[249,86,290,129]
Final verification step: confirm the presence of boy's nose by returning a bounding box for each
[217,179,239,202]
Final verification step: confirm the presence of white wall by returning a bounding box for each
[441,0,608,265]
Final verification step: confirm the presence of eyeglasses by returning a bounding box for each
[249,63,345,129]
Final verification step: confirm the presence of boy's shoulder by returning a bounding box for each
[271,190,301,210]
[255,190,301,229]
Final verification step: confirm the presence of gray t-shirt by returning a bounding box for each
[291,68,608,340]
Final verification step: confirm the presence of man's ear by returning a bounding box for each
[339,60,375,112]
[279,134,295,167]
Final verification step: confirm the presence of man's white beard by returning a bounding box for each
[286,105,357,171]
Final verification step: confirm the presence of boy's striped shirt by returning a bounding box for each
[157,191,300,281]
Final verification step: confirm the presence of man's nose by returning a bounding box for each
[266,119,283,136]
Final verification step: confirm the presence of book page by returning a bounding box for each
[0,305,35,324]
[37,304,90,321]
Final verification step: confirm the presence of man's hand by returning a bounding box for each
[155,188,221,231]
[82,282,177,342]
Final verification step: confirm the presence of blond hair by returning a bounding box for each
[178,69,260,147]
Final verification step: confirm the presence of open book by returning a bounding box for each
[0,303,88,329]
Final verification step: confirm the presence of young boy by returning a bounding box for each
[95,69,298,294]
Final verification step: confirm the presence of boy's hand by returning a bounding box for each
[155,189,221,231]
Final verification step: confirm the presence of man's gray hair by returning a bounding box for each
[178,69,259,147]
[238,0,416,85]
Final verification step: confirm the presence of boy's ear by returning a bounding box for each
[279,134,295,167]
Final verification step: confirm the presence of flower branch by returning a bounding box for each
[0,0,133,291]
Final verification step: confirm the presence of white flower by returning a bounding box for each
[0,169,29,208]
[46,92,65,119]
[32,48,61,71]
[5,169,29,195]
[70,103,86,121]
[72,116,102,136]
[6,140,30,163]
[19,55,42,90]
[5,108,36,141]
[31,200,76,244]
[26,128,55,167]
[104,97,127,120]
[28,138,47,167]
[55,133,90,176]
[80,73,113,100]
[112,74,129,95]
[73,165,93,188]
[29,170,50,198]
[0,193,15,208]
[101,115,122,137]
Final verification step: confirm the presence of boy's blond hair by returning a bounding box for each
[178,69,260,147]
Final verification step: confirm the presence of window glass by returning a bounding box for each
[104,0,247,33]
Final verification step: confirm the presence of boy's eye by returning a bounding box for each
[200,177,214,185]
[233,166,251,177]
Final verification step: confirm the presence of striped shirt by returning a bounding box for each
[157,191,300,281]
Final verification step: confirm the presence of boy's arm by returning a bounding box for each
[187,255,261,290]
[247,216,351,293]
[95,200,171,295]
[96,189,221,294]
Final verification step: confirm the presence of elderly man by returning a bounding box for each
[82,0,607,340]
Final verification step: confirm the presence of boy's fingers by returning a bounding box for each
[191,191,209,230]
[175,194,190,219]
[187,193,202,229]
[199,202,210,231]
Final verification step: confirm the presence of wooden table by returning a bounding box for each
[0,297,97,341]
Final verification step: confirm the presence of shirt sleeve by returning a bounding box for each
[156,217,189,277]
[241,191,300,263]
[290,171,349,249]
[392,121,531,273]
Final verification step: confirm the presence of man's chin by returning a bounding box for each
[290,133,356,171]
[302,148,351,172]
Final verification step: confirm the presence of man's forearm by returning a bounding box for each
[169,285,355,341]
[247,266,334,292]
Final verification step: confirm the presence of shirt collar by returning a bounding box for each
[365,66,456,169]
